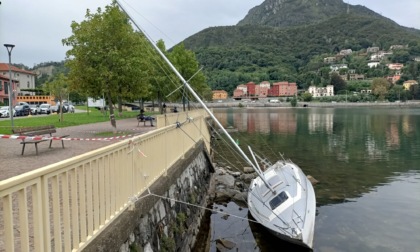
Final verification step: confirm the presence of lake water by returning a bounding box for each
[205,107,420,252]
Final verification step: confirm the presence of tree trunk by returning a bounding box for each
[117,95,123,117]
[107,92,117,131]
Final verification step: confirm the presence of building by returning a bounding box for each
[0,74,18,105]
[212,90,228,100]
[386,73,401,84]
[268,82,297,97]
[387,63,404,70]
[246,82,257,97]
[368,61,381,68]
[258,81,270,97]
[367,47,380,53]
[16,95,57,105]
[349,73,365,80]
[323,57,336,64]
[233,88,245,98]
[233,84,247,99]
[390,45,406,50]
[330,64,348,72]
[339,49,352,56]
[403,80,418,90]
[308,85,334,97]
[0,63,36,96]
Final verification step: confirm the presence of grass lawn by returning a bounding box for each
[0,107,146,135]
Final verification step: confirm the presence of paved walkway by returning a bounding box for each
[0,118,156,181]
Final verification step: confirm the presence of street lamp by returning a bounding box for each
[4,44,15,129]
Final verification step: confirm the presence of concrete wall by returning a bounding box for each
[83,141,214,252]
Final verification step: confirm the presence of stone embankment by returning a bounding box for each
[209,165,256,208]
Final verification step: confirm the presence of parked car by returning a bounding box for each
[39,104,51,114]
[0,106,15,118]
[51,105,67,113]
[14,104,31,116]
[57,102,72,113]
[50,105,59,113]
[67,104,75,113]
[29,105,41,115]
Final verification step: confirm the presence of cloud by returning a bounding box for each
[0,0,419,67]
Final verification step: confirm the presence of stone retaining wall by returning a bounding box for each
[83,141,214,252]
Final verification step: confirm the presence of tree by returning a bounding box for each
[62,2,152,130]
[167,43,209,111]
[301,92,312,102]
[43,73,69,122]
[330,72,347,93]
[371,78,391,100]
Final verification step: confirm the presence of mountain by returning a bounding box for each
[237,0,384,28]
[181,0,420,93]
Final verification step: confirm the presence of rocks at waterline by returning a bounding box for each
[210,165,257,206]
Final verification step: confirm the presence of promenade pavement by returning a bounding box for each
[0,117,155,181]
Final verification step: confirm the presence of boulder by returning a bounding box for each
[243,167,254,173]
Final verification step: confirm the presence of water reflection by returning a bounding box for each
[208,107,420,251]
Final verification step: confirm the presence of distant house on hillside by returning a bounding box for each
[390,45,406,50]
[367,47,380,53]
[368,61,381,68]
[349,73,365,80]
[308,85,334,97]
[212,90,228,100]
[339,49,352,56]
[330,64,348,72]
[324,57,336,64]
[387,72,401,84]
[387,63,404,70]
[403,80,418,90]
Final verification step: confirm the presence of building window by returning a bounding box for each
[4,82,9,94]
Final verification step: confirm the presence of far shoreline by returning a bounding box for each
[202,100,420,108]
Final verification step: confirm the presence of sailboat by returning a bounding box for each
[116,1,316,249]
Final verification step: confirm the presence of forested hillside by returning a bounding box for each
[183,13,420,94]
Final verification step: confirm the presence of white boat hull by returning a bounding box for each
[247,161,316,249]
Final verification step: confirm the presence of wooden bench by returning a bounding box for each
[12,125,70,155]
[137,114,155,127]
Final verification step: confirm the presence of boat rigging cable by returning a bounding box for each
[115,0,277,194]
[116,1,309,241]
[129,188,260,224]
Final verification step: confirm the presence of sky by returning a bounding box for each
[0,0,419,68]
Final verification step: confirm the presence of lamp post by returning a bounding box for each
[4,44,15,129]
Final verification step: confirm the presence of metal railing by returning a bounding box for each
[0,110,210,251]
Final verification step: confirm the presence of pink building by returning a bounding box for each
[258,81,270,97]
[268,82,297,97]
[0,74,18,105]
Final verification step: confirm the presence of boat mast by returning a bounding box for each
[115,0,276,193]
